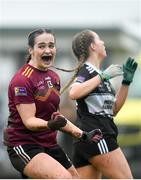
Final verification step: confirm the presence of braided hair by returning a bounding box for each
[58,30,94,94]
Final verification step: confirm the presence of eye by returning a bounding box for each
[49,43,55,49]
[39,45,45,49]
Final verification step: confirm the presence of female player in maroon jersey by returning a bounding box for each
[4,28,102,179]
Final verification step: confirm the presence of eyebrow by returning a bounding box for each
[38,42,55,45]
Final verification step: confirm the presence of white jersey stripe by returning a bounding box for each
[86,66,94,74]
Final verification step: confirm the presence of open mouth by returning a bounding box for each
[41,55,52,62]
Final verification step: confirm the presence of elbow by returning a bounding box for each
[22,117,37,131]
[25,125,38,131]
[69,91,78,100]
[24,122,34,131]
[113,111,118,117]
[69,84,82,100]
[113,107,119,116]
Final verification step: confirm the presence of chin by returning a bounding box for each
[100,53,107,60]
[104,53,107,58]
[44,61,53,67]
[38,63,51,71]
[102,51,107,58]
[43,65,52,70]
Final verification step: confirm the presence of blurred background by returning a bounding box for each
[0,0,141,178]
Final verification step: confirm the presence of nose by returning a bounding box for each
[44,46,51,53]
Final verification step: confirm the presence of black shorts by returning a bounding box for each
[7,144,72,173]
[72,135,119,168]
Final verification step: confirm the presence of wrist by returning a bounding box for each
[79,131,87,141]
[98,74,103,82]
[72,131,83,139]
[48,116,67,130]
[98,73,110,81]
[122,79,131,86]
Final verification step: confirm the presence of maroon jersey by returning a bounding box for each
[5,63,60,147]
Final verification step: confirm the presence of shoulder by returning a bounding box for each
[76,64,88,77]
[78,63,97,75]
[9,64,33,87]
[85,63,98,76]
[74,65,90,83]
[8,65,35,97]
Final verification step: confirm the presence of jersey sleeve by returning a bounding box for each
[75,66,91,83]
[9,75,35,105]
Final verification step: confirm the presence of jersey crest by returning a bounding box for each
[14,87,27,96]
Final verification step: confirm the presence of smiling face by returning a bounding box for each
[29,32,56,71]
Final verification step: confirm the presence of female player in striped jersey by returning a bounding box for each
[66,29,137,179]
[4,28,102,179]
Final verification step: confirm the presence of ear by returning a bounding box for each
[90,42,96,51]
[28,47,33,55]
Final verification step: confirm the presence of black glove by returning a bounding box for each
[48,112,67,130]
[122,57,138,85]
[80,129,103,143]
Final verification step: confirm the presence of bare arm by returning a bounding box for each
[60,119,102,143]
[16,103,83,136]
[16,103,83,137]
[51,112,102,142]
[16,103,49,131]
[17,104,102,142]
[69,75,101,100]
[69,64,124,100]
[113,57,138,116]
[113,84,129,116]
[60,119,83,138]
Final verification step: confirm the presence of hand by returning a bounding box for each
[122,57,138,85]
[99,64,123,81]
[48,112,67,130]
[80,129,103,143]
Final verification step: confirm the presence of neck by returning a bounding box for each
[86,57,101,69]
[28,59,37,68]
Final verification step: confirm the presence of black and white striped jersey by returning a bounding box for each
[74,62,116,117]
[73,62,118,135]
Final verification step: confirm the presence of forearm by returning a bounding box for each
[113,58,138,115]
[69,75,101,100]
[113,84,129,115]
[23,117,49,131]
[60,120,103,143]
[60,119,83,139]
[50,112,103,143]
[17,104,50,131]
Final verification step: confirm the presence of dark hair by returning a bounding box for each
[26,28,55,63]
[25,29,95,94]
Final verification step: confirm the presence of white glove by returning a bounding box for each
[99,64,123,81]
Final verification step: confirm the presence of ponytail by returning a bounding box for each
[51,58,85,94]
[26,54,31,63]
